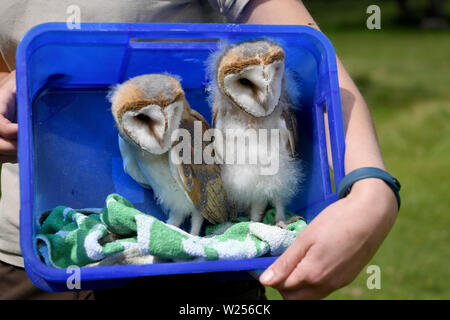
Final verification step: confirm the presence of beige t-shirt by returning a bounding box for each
[0,0,250,267]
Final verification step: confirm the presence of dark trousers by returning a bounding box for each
[0,260,93,300]
[0,260,266,300]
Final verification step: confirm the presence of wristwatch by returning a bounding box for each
[337,167,401,209]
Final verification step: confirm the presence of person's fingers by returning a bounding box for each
[275,240,330,290]
[0,154,17,163]
[0,137,17,154]
[259,231,312,287]
[0,71,17,123]
[0,114,18,139]
[0,71,17,163]
[279,256,335,299]
[280,285,330,300]
[272,256,314,291]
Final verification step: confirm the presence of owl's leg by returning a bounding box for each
[273,199,286,223]
[274,200,302,229]
[250,200,267,222]
[167,214,185,228]
[189,211,204,236]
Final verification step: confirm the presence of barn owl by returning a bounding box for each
[109,73,235,235]
[206,39,302,225]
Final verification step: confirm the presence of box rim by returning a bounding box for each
[16,22,344,286]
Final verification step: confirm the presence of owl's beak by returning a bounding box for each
[258,81,275,112]
[154,131,165,148]
[140,114,166,148]
[260,97,270,112]
[263,72,283,113]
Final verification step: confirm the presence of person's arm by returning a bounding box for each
[0,53,17,164]
[239,0,398,299]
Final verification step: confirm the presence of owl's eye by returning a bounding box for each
[238,78,254,87]
[136,113,158,132]
[136,113,151,123]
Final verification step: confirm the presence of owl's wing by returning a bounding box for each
[211,107,218,128]
[210,105,225,163]
[188,108,210,127]
[169,109,236,224]
[118,135,151,189]
[281,107,299,158]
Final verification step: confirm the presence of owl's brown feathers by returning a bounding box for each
[175,108,236,224]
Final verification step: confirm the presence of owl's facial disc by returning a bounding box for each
[223,60,285,117]
[163,100,184,145]
[121,105,168,154]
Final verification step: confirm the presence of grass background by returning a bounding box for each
[266,0,450,300]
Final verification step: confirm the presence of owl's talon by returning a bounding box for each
[275,220,288,229]
[285,215,303,224]
[275,216,303,229]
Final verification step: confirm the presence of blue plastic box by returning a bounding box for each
[16,23,345,291]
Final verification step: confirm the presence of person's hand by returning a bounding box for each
[259,178,399,299]
[0,71,17,164]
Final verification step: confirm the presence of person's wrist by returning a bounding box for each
[346,178,399,216]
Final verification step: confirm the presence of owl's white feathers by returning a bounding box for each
[207,40,302,223]
[205,39,301,112]
[212,91,302,222]
[118,135,197,222]
[221,60,285,117]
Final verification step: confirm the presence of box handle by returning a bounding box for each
[129,38,220,50]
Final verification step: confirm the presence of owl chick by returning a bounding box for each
[207,40,302,224]
[109,73,235,235]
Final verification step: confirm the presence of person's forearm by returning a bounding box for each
[239,0,386,173]
[247,2,399,298]
[0,72,10,83]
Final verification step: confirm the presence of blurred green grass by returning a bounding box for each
[266,0,450,300]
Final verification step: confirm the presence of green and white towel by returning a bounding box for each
[36,194,307,268]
